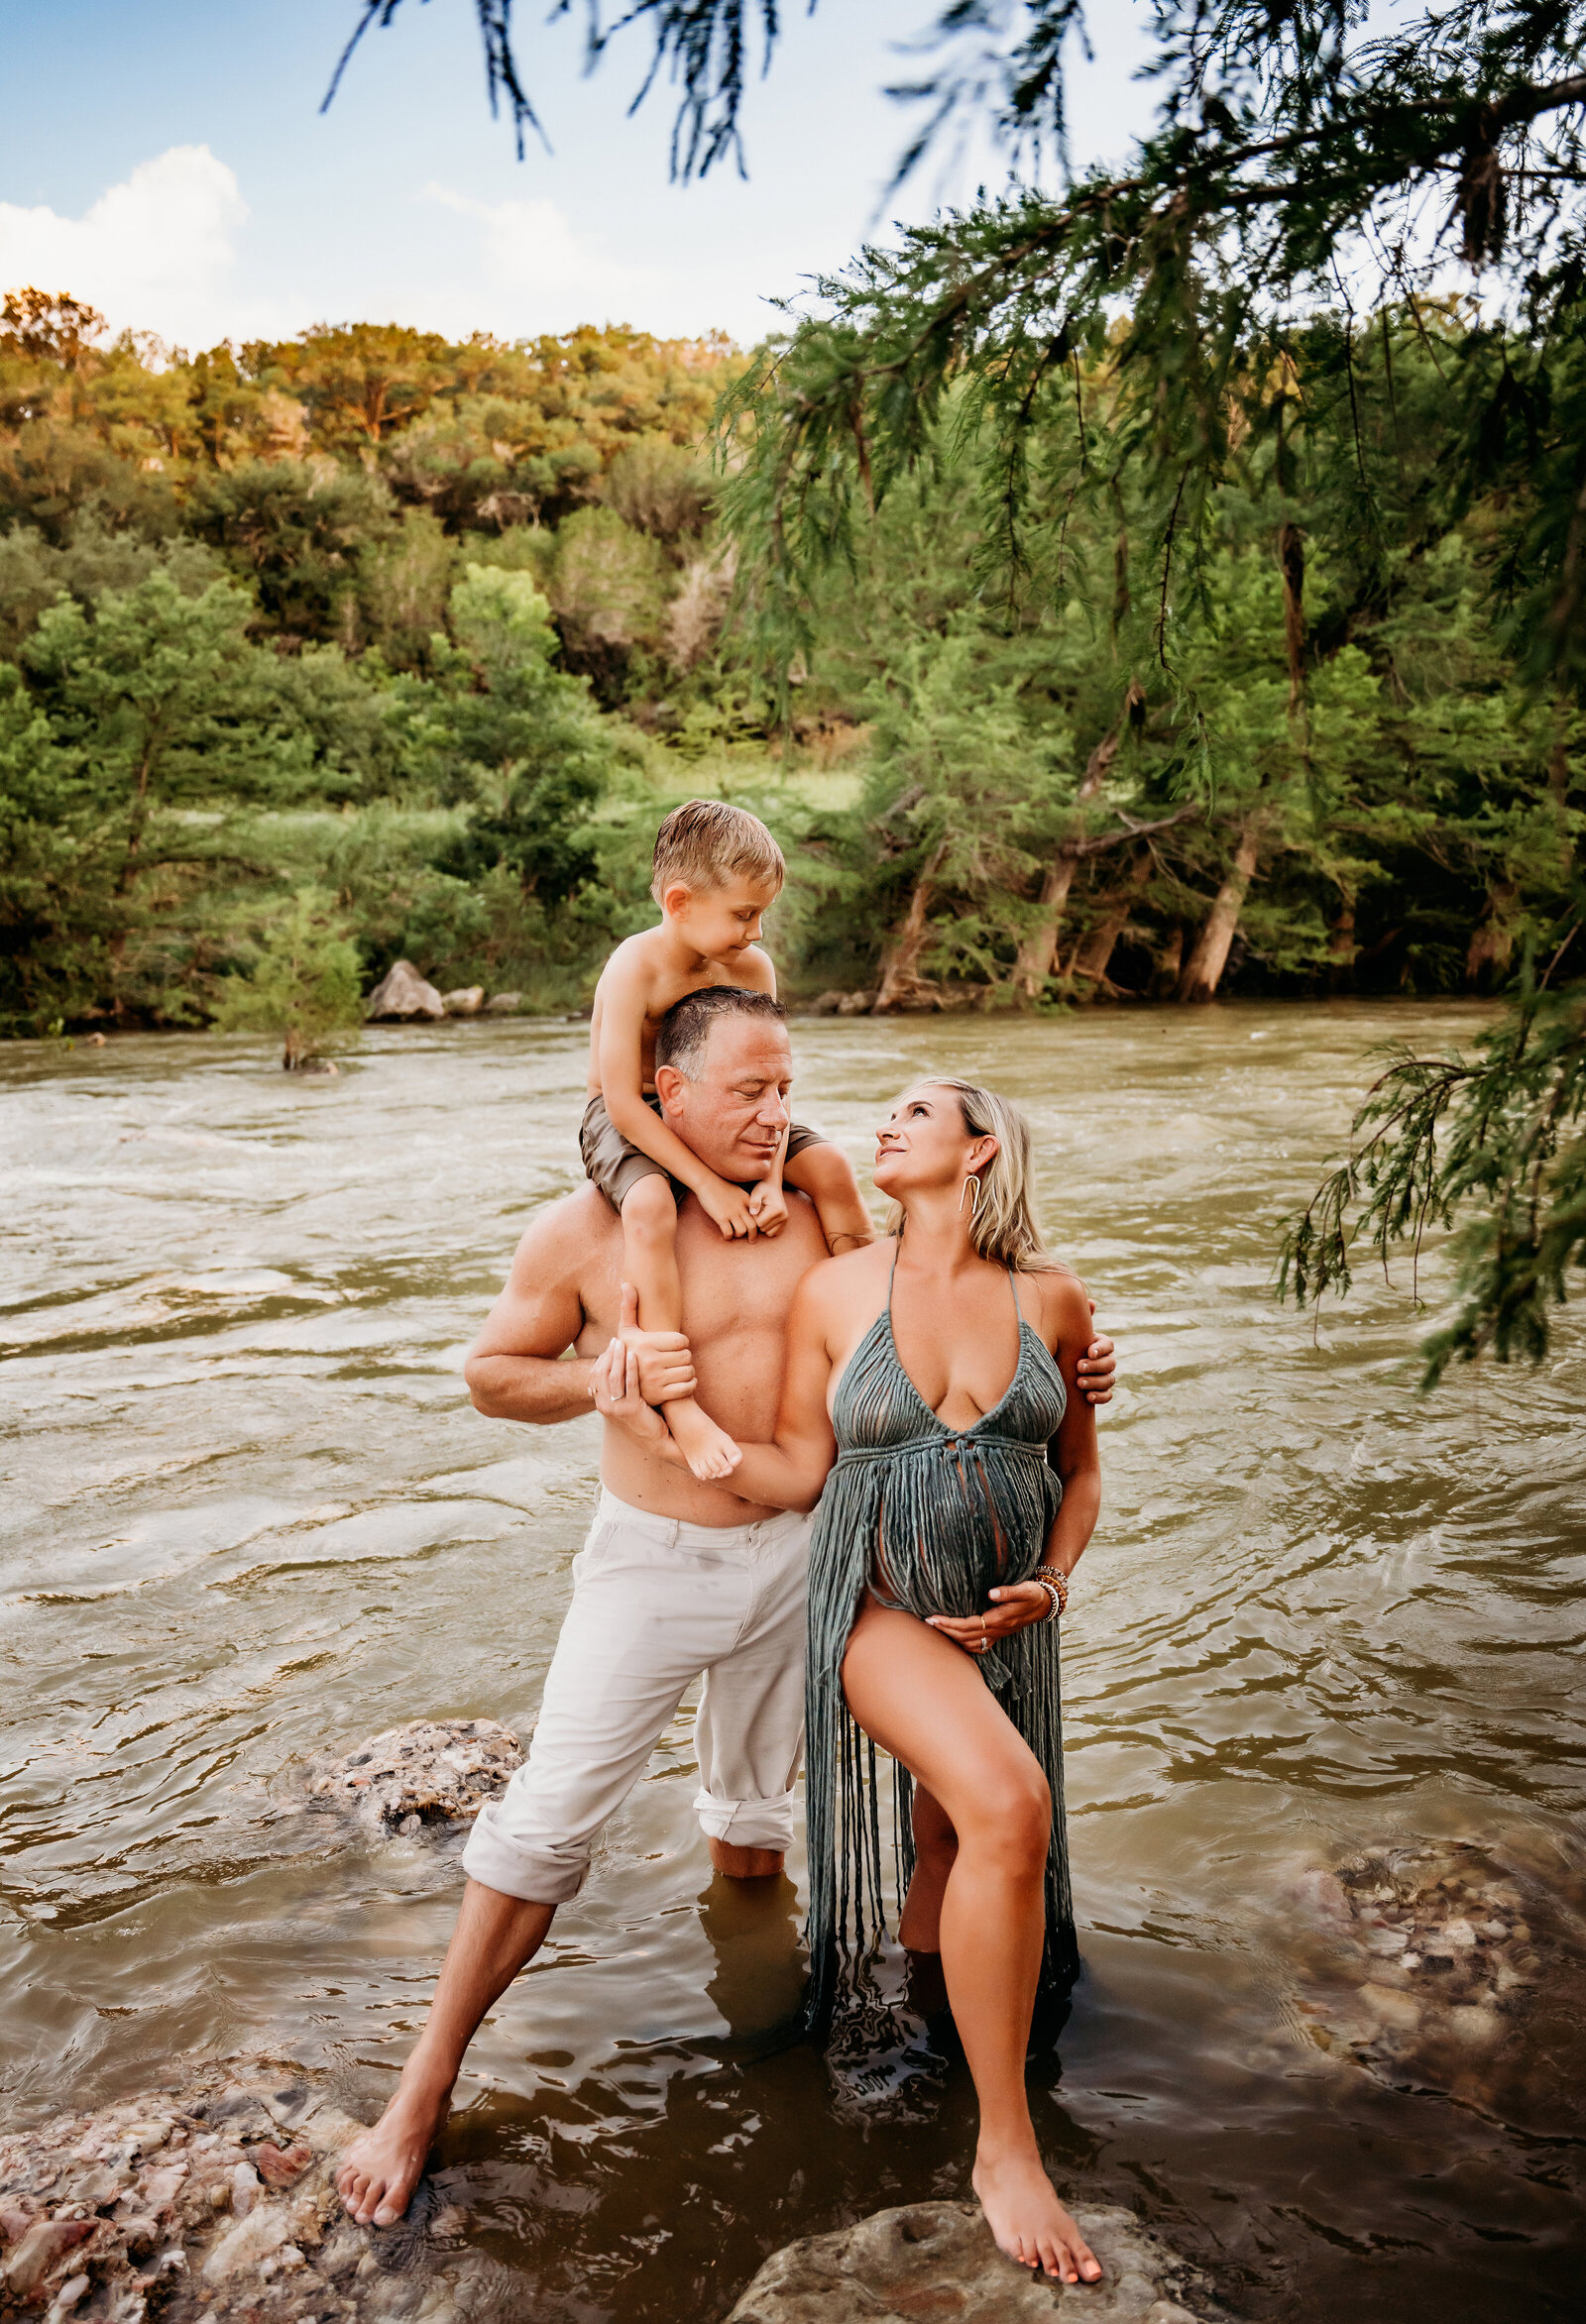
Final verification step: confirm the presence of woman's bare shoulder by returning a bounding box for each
[792,1236,894,1320]
[1022,1264,1093,1348]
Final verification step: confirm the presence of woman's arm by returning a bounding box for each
[928,1272,1102,1653]
[591,1267,841,1512]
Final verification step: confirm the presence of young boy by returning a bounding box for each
[583,799,873,1480]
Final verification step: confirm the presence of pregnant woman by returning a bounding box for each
[594,1077,1103,2286]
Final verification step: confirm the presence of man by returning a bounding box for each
[337,986,1116,2226]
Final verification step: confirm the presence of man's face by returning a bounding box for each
[655,1014,793,1184]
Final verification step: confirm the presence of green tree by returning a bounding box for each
[211,885,364,1069]
[419,565,618,902]
[17,572,307,1021]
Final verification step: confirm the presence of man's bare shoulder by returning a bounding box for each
[509,1185,618,1282]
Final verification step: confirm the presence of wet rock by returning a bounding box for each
[835,991,876,1017]
[0,2060,503,2324]
[809,991,847,1016]
[364,962,445,1023]
[440,988,483,1017]
[483,992,521,1015]
[725,2201,1219,2322]
[303,1719,522,1835]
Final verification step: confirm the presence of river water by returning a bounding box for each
[2,1004,1582,2322]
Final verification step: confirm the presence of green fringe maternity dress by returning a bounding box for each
[803,1255,1080,2034]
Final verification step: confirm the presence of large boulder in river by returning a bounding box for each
[303,1717,522,1835]
[725,2201,1217,2322]
[364,960,444,1021]
[441,986,484,1016]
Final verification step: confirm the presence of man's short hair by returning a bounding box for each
[651,800,785,901]
[654,986,787,1081]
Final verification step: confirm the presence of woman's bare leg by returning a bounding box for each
[897,1782,958,1952]
[842,1605,1100,2285]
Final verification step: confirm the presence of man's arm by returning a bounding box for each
[464,1195,698,1424]
[463,1202,598,1423]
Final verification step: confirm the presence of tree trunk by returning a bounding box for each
[1071,849,1151,991]
[1465,882,1520,989]
[1152,925,1185,996]
[1176,819,1262,1003]
[875,841,949,1012]
[1011,690,1140,1000]
[1326,899,1356,992]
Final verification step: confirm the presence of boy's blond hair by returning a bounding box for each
[651,799,785,902]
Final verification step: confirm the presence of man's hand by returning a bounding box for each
[697,1173,761,1241]
[1077,1300,1116,1406]
[592,1336,686,1464]
[616,1282,697,1404]
[746,1180,789,1237]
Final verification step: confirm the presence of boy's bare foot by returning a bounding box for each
[665,1395,741,1482]
[336,2069,452,2227]
[971,2148,1102,2284]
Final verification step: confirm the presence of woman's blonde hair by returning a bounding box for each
[885,1077,1065,1273]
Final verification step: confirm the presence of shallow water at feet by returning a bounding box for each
[1,1003,1582,2321]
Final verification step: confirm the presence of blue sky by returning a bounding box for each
[0,0,1155,349]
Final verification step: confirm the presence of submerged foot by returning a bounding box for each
[666,1396,741,1482]
[971,2148,1102,2285]
[336,2073,451,2227]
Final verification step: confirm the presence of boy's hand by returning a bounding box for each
[698,1175,760,1241]
[615,1283,697,1405]
[746,1181,789,1237]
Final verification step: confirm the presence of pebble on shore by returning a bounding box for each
[0,2063,505,2324]
[302,1719,522,1837]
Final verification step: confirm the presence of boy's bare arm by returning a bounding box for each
[597,945,741,1202]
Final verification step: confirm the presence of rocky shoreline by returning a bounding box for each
[0,2061,509,2324]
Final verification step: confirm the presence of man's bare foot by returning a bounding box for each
[665,1394,741,1482]
[971,2148,1102,2284]
[336,2071,452,2227]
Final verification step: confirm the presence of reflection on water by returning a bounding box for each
[2,1006,1582,2322]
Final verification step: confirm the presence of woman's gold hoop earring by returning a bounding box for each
[960,1171,982,1215]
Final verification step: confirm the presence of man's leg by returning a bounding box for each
[692,1511,811,1878]
[339,1497,747,2224]
[337,1882,554,2226]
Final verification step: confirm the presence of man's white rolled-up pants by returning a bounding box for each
[463,1490,812,1905]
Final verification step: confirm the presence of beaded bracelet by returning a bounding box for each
[1033,1577,1063,1623]
[1037,1564,1070,1615]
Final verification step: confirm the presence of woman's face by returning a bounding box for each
[873,1083,989,1199]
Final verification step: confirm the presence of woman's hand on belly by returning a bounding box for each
[927,1580,1053,1656]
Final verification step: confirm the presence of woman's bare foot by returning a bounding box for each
[971,2148,1102,2284]
[665,1395,741,1482]
[336,2069,452,2227]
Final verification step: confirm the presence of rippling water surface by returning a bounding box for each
[2,1004,1582,2321]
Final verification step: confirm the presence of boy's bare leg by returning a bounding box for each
[785,1145,874,1257]
[336,1882,555,2227]
[622,1174,739,1480]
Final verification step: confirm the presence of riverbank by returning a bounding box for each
[2,1007,1581,2323]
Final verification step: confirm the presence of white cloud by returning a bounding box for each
[424,183,667,327]
[0,147,256,349]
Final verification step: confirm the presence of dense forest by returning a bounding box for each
[0,282,1575,1043]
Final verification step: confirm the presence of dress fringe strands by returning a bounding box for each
[802,1259,1079,2034]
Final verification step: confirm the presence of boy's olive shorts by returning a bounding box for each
[580,1092,828,1213]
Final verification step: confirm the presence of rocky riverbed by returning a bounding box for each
[1283,1832,1585,2101]
[0,2062,512,2324]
